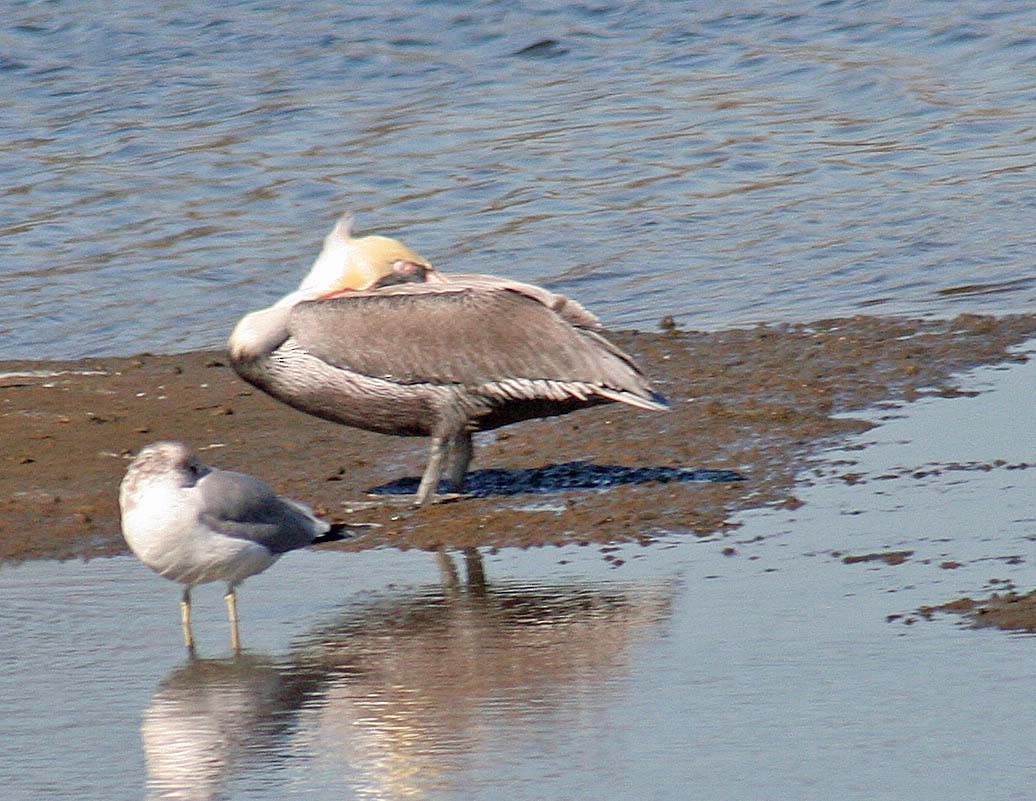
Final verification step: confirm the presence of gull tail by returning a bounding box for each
[312,521,377,544]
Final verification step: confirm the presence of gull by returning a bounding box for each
[119,441,357,652]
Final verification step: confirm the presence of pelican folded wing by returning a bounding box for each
[289,284,650,400]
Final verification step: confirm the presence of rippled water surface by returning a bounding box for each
[2,0,1035,359]
[2,351,1036,800]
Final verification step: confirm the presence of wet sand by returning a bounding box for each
[918,590,1036,633]
[4,312,1035,570]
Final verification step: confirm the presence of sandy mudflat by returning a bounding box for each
[3,313,1034,571]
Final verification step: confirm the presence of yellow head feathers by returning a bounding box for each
[297,214,432,297]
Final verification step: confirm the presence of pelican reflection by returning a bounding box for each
[295,577,674,799]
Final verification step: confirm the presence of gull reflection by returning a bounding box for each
[141,654,323,800]
[141,565,674,800]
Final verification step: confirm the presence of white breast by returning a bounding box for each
[121,484,278,587]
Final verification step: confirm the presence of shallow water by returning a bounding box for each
[2,0,1036,359]
[2,345,1034,800]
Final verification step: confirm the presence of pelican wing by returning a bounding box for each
[437,274,604,330]
[288,283,653,399]
[195,469,325,554]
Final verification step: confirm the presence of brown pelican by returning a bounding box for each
[228,215,668,505]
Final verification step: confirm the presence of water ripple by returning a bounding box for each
[1,0,1035,358]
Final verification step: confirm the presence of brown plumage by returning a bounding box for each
[228,215,667,505]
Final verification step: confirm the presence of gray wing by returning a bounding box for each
[288,284,650,394]
[195,469,324,554]
[436,274,604,330]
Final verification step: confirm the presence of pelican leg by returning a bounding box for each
[225,587,241,653]
[414,435,449,506]
[444,431,473,493]
[180,588,195,651]
[435,546,460,590]
[463,547,486,594]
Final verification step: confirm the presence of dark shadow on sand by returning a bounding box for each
[368,461,746,499]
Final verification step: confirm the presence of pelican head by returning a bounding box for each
[297,214,433,298]
[228,214,438,361]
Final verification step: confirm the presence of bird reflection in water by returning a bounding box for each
[141,654,320,800]
[141,571,673,800]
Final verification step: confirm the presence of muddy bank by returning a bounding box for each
[915,590,1036,632]
[2,313,1035,563]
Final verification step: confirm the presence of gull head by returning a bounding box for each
[120,441,210,513]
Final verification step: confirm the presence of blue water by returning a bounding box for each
[1,0,1035,359]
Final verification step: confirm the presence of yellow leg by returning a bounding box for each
[225,587,241,653]
[180,588,195,651]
